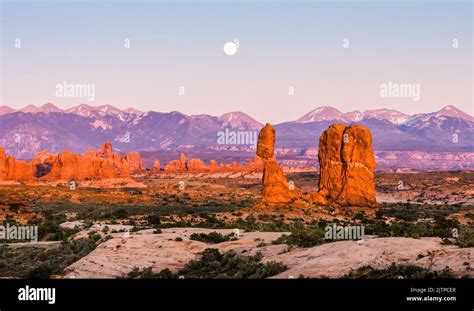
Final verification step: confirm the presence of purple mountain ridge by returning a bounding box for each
[0,104,472,159]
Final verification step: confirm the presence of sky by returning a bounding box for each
[1,0,472,124]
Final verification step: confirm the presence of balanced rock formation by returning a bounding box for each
[257,124,300,204]
[256,123,376,208]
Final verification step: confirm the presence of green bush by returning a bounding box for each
[456,227,474,248]
[112,209,129,219]
[1,238,97,278]
[345,263,456,279]
[178,248,287,279]
[189,231,236,244]
[364,216,461,239]
[147,215,161,225]
[272,227,325,248]
[124,248,287,279]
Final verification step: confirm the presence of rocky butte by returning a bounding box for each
[256,123,377,208]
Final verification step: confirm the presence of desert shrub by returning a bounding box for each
[112,209,129,219]
[123,248,287,279]
[353,212,368,221]
[178,248,286,279]
[364,216,461,239]
[345,263,455,279]
[272,227,325,248]
[256,242,267,248]
[26,263,54,279]
[88,232,102,243]
[432,216,460,237]
[0,238,98,278]
[456,227,474,248]
[147,215,161,225]
[189,231,236,244]
[126,267,175,279]
[377,203,466,222]
[34,219,80,242]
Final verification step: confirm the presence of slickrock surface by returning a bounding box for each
[63,229,472,278]
[64,228,286,278]
[264,237,472,278]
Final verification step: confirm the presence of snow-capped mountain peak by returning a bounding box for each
[435,105,474,122]
[124,107,143,115]
[295,106,410,124]
[362,109,410,124]
[219,111,263,130]
[66,104,95,117]
[345,110,363,122]
[296,106,344,123]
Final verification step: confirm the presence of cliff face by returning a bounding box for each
[318,124,376,207]
[0,148,34,182]
[257,123,377,208]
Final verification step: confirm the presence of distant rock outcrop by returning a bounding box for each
[164,153,188,172]
[151,159,161,172]
[256,123,376,208]
[187,159,207,172]
[123,152,145,173]
[0,143,143,182]
[158,153,263,174]
[44,143,137,180]
[0,148,34,182]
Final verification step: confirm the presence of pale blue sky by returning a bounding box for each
[1,0,472,123]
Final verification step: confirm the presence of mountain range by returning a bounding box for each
[0,103,472,159]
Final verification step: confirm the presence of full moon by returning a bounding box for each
[223,42,238,56]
